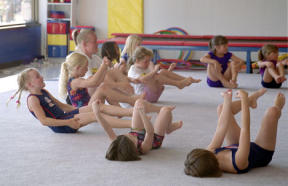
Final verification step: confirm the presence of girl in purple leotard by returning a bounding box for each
[200,35,244,88]
[257,44,286,88]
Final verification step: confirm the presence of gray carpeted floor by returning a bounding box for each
[0,65,287,186]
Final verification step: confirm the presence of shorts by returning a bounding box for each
[49,109,79,133]
[143,85,164,103]
[129,130,165,149]
[261,79,282,88]
[249,142,274,169]
[207,78,224,88]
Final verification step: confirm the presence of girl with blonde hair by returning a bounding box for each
[128,46,201,102]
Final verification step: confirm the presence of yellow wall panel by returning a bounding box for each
[108,0,143,38]
[47,34,67,46]
[69,40,76,52]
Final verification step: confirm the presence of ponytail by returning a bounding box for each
[258,49,265,61]
[72,29,79,46]
[7,68,36,108]
[58,62,70,99]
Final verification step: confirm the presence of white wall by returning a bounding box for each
[76,0,287,39]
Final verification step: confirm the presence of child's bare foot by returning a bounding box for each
[280,76,287,83]
[275,76,282,84]
[222,80,237,89]
[166,121,183,134]
[189,77,201,83]
[168,63,177,71]
[221,89,233,99]
[230,79,238,88]
[274,92,285,110]
[235,89,248,99]
[177,78,193,89]
[249,88,267,109]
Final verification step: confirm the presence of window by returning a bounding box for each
[0,0,36,26]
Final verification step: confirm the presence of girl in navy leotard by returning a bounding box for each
[7,68,145,133]
[93,98,183,161]
[184,89,285,177]
[257,44,286,88]
[200,35,244,88]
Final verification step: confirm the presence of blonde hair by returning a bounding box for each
[258,44,279,61]
[72,29,96,47]
[58,53,88,99]
[121,35,142,59]
[7,68,37,108]
[128,46,153,68]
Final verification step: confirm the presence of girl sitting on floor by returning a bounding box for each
[257,44,286,88]
[128,46,201,102]
[8,68,135,133]
[200,35,244,88]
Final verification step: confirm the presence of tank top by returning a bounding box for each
[67,77,90,108]
[209,51,232,74]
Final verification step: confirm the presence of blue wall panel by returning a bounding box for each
[0,24,41,66]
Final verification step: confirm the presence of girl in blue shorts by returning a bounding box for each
[184,88,285,176]
[8,68,137,133]
[200,35,244,88]
[257,44,286,88]
[93,98,183,161]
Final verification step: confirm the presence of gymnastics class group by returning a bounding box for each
[8,30,288,177]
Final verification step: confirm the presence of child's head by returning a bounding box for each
[8,68,42,107]
[209,35,228,54]
[105,135,141,161]
[72,29,98,56]
[101,41,120,63]
[58,53,88,99]
[121,35,142,57]
[258,44,279,61]
[184,148,222,177]
[129,46,153,69]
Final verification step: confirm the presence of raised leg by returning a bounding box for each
[89,83,143,106]
[254,93,285,151]
[153,106,182,136]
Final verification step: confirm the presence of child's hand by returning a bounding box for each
[265,61,274,68]
[153,64,160,73]
[69,118,81,129]
[103,57,112,67]
[129,78,141,84]
[134,98,145,112]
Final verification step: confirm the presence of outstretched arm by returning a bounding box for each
[28,95,80,129]
[73,57,111,89]
[235,90,250,170]
[257,61,274,68]
[92,101,117,141]
[207,90,233,151]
